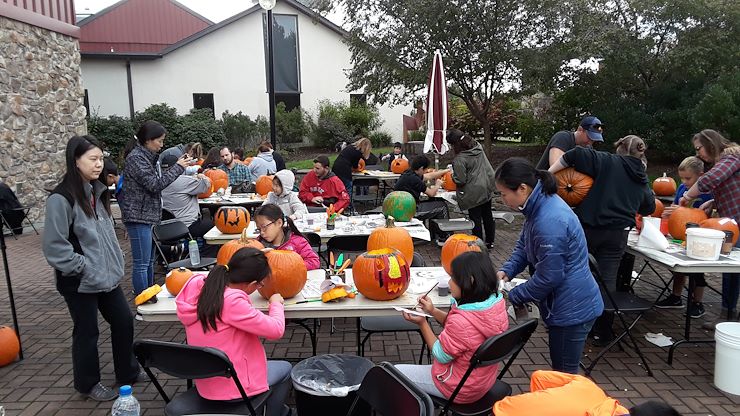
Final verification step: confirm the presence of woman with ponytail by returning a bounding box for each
[176,247,292,416]
[495,158,603,374]
[254,203,320,270]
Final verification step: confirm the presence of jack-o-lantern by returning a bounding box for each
[215,206,250,234]
[382,191,417,222]
[668,207,708,240]
[555,168,593,206]
[352,248,411,301]
[353,159,366,173]
[165,267,193,296]
[204,169,229,193]
[255,175,274,196]
[441,234,485,275]
[653,173,677,196]
[258,250,308,299]
[368,216,414,263]
[390,158,409,174]
[651,199,664,218]
[701,218,739,245]
[0,326,20,367]
[442,171,456,191]
[217,229,265,265]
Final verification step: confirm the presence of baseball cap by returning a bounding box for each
[580,116,604,142]
[161,154,179,168]
[393,142,403,148]
[313,155,330,167]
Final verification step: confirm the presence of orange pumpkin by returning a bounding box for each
[196,158,204,166]
[243,157,254,166]
[442,171,457,191]
[217,229,265,265]
[353,159,366,173]
[555,168,593,206]
[0,326,20,367]
[204,169,229,192]
[352,248,411,301]
[255,175,274,196]
[651,199,664,218]
[653,173,677,196]
[165,267,193,296]
[390,158,409,174]
[441,234,485,275]
[258,250,308,299]
[701,218,739,245]
[215,206,250,234]
[197,183,214,199]
[668,207,709,240]
[367,216,414,263]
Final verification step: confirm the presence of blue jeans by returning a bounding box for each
[266,360,292,416]
[341,178,353,201]
[548,319,595,374]
[721,239,740,311]
[125,222,155,295]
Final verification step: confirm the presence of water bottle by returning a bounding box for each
[111,385,140,416]
[189,239,200,266]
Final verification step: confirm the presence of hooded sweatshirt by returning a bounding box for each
[248,151,277,178]
[258,228,320,270]
[451,143,497,210]
[263,170,308,218]
[298,170,350,211]
[176,274,285,400]
[561,147,655,229]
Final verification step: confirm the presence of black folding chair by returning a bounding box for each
[582,254,654,376]
[133,339,270,416]
[352,178,381,214]
[152,220,216,272]
[0,207,38,239]
[347,363,435,416]
[326,235,370,260]
[304,231,327,267]
[432,319,539,416]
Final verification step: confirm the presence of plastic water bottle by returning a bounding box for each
[189,239,200,266]
[111,385,140,416]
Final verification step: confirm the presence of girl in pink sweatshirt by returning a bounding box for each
[176,247,292,416]
[254,203,320,270]
[396,251,509,403]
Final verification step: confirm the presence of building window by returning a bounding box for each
[276,93,301,112]
[83,89,90,117]
[193,93,215,118]
[350,94,367,107]
[263,14,301,94]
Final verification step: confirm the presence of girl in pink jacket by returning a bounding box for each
[396,251,509,403]
[255,203,320,270]
[176,247,292,416]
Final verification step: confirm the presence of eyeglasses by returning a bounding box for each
[254,220,277,233]
[255,280,265,288]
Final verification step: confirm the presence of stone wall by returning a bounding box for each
[0,16,87,224]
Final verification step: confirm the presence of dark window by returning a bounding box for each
[193,93,215,118]
[276,93,301,112]
[350,94,367,107]
[83,89,90,117]
[263,14,301,93]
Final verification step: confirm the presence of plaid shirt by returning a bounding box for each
[220,163,254,186]
[696,153,740,220]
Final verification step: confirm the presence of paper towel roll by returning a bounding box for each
[638,220,669,251]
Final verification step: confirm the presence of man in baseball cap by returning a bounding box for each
[536,115,605,169]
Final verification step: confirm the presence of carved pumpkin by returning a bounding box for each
[382,191,417,222]
[555,168,593,206]
[215,206,250,234]
[668,207,708,240]
[217,229,265,265]
[255,175,274,196]
[442,171,457,191]
[0,326,20,367]
[166,267,193,296]
[258,250,308,299]
[353,159,366,173]
[701,218,739,245]
[653,173,677,196]
[441,234,485,275]
[651,199,664,218]
[390,158,409,174]
[352,248,411,301]
[204,169,229,192]
[368,216,414,263]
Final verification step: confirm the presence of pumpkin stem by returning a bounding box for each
[386,216,395,228]
[240,228,251,243]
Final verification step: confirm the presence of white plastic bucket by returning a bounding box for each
[686,228,724,260]
[714,322,740,395]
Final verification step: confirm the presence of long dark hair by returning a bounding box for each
[97,157,118,208]
[202,147,222,170]
[123,120,167,158]
[450,251,499,305]
[495,157,557,195]
[59,136,110,217]
[197,247,271,332]
[255,203,305,241]
[446,129,477,154]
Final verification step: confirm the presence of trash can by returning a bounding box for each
[714,322,740,395]
[291,354,374,416]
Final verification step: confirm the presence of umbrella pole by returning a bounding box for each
[434,152,439,170]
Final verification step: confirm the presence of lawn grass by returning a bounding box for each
[286,146,393,170]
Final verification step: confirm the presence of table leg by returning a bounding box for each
[667,275,714,365]
[356,317,361,356]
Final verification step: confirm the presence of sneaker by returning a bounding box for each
[655,294,682,309]
[84,382,118,402]
[687,302,706,319]
[117,369,148,386]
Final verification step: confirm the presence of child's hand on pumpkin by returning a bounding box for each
[269,293,284,305]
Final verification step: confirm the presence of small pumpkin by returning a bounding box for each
[217,230,265,265]
[197,183,214,199]
[165,267,193,296]
[653,173,677,196]
[215,206,250,234]
[390,158,409,174]
[442,171,456,191]
[441,234,485,275]
[0,326,20,367]
[322,287,349,303]
[382,191,417,222]
[367,216,414,263]
[668,207,709,240]
[353,159,366,173]
[255,175,274,196]
[242,157,254,166]
[700,218,739,245]
[258,250,308,299]
[352,248,411,301]
[204,169,229,193]
[555,168,593,206]
[651,199,664,218]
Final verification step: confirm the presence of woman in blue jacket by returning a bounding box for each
[495,158,603,373]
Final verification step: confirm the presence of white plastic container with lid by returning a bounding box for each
[685,228,725,260]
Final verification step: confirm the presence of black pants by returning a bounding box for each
[468,199,495,245]
[189,217,219,258]
[62,286,139,393]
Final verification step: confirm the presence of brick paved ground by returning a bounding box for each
[1,216,739,415]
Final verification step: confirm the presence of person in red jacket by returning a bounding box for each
[298,155,350,211]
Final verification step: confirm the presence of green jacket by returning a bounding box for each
[451,143,496,210]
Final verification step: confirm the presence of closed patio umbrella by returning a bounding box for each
[423,50,449,167]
